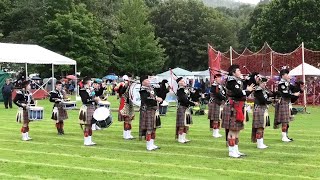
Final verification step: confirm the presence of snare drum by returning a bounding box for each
[98,101,110,109]
[28,106,44,121]
[93,107,113,129]
[62,101,76,110]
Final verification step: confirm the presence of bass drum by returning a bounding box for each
[129,83,141,107]
[93,107,112,129]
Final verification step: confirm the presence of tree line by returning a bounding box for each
[0,0,319,77]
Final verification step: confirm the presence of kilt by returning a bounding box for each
[79,104,96,125]
[51,103,68,121]
[139,106,157,139]
[252,105,269,129]
[118,98,135,122]
[274,98,292,129]
[208,102,223,122]
[176,106,192,127]
[221,103,244,131]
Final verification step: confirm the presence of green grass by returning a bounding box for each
[0,96,320,180]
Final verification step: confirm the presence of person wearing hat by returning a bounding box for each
[274,69,300,142]
[175,77,198,143]
[139,75,163,150]
[13,80,34,141]
[114,75,135,140]
[222,64,254,158]
[49,81,69,135]
[208,74,227,138]
[251,77,275,149]
[79,77,99,146]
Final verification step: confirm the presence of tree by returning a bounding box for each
[150,0,237,70]
[42,3,110,77]
[113,0,166,76]
[249,0,320,52]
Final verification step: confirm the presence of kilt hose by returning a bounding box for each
[139,106,157,140]
[274,98,293,129]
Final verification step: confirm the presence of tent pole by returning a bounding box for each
[302,42,307,113]
[52,64,54,91]
[75,64,78,99]
[270,51,273,91]
[230,46,232,65]
[25,63,28,81]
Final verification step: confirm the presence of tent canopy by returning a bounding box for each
[0,43,76,65]
[193,69,209,76]
[157,67,193,77]
[289,63,320,76]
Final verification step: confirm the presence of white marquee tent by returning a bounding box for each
[289,62,320,76]
[0,43,77,92]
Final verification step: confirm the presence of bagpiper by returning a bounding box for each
[176,77,198,143]
[222,65,254,158]
[49,81,68,135]
[274,69,300,142]
[139,75,163,150]
[208,74,227,138]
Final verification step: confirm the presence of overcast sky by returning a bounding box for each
[237,0,260,4]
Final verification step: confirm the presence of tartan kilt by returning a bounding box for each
[252,105,268,129]
[139,106,157,139]
[274,98,292,128]
[208,102,222,122]
[176,106,192,127]
[221,103,244,131]
[51,103,68,121]
[23,109,29,123]
[79,104,96,125]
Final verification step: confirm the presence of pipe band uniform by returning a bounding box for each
[13,80,35,141]
[175,77,196,144]
[139,75,161,151]
[79,77,97,146]
[208,74,227,138]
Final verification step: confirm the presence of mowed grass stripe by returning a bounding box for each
[0,132,318,158]
[0,151,319,180]
[2,138,320,170]
[0,173,51,180]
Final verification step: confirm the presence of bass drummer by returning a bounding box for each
[114,75,135,140]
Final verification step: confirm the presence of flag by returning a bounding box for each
[208,44,221,83]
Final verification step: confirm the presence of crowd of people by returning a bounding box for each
[9,64,303,158]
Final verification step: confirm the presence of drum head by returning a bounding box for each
[93,107,110,121]
[129,83,141,107]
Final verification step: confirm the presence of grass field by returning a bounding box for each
[0,95,319,180]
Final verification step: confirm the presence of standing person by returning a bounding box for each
[222,65,254,158]
[176,77,198,143]
[13,81,34,141]
[274,69,300,142]
[139,75,163,151]
[114,75,135,140]
[208,74,227,138]
[252,77,274,149]
[49,81,68,135]
[79,77,99,146]
[2,78,14,109]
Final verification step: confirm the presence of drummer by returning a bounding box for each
[49,81,69,135]
[91,79,106,130]
[79,77,100,146]
[114,75,135,140]
[13,80,34,141]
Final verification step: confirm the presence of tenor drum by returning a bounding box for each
[98,101,111,109]
[93,107,112,129]
[28,106,44,121]
[129,83,141,107]
[62,101,77,110]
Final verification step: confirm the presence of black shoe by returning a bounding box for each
[61,129,65,135]
[287,137,294,141]
[5,107,8,109]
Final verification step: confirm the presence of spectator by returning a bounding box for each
[2,78,14,109]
